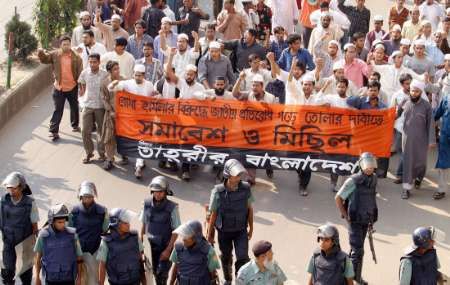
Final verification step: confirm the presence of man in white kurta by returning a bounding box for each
[271,0,299,34]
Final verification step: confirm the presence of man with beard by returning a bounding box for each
[109,64,159,179]
[383,24,402,56]
[161,32,200,77]
[76,30,107,69]
[308,12,344,56]
[136,42,163,84]
[198,41,235,89]
[166,48,205,181]
[397,80,432,199]
[203,76,236,100]
[72,11,102,47]
[140,176,181,285]
[313,36,342,78]
[94,12,129,51]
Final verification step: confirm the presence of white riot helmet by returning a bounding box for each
[48,204,70,224]
[108,208,136,229]
[78,181,98,198]
[2,171,32,195]
[358,152,377,171]
[174,220,203,241]
[149,176,173,195]
[223,159,247,179]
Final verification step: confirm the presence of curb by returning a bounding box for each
[0,64,52,130]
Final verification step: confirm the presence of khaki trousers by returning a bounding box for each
[82,107,105,156]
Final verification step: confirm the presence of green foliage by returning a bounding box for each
[4,13,38,61]
[33,0,83,48]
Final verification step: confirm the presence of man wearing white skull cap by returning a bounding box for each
[397,79,432,199]
[108,64,158,179]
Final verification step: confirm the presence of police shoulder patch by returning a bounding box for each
[66,226,77,234]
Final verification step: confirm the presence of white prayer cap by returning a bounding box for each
[185,64,197,72]
[134,64,146,74]
[251,74,264,83]
[302,73,316,83]
[421,20,432,27]
[391,24,402,32]
[161,17,172,24]
[391,50,403,58]
[333,61,344,71]
[413,39,426,47]
[328,40,340,48]
[374,44,385,51]
[400,38,411,46]
[343,43,356,51]
[79,11,91,19]
[320,11,331,18]
[372,39,383,47]
[111,14,122,23]
[177,33,189,41]
[445,54,450,61]
[447,7,450,14]
[410,79,425,93]
[373,15,383,22]
[209,41,221,49]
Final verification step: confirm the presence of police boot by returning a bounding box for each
[354,259,368,285]
[220,256,233,283]
[1,269,15,285]
[155,273,168,285]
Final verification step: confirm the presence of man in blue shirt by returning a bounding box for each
[346,80,387,110]
[277,33,315,72]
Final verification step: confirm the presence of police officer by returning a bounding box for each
[399,226,445,285]
[236,240,287,285]
[97,208,145,285]
[335,152,378,285]
[1,172,39,285]
[34,204,83,285]
[68,181,109,285]
[139,175,181,285]
[207,159,254,285]
[169,220,220,285]
[306,224,355,285]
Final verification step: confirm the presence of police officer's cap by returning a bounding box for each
[149,176,173,195]
[252,240,272,257]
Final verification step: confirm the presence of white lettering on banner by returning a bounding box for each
[136,142,359,174]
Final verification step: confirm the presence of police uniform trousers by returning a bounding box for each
[217,229,250,280]
[1,241,33,285]
[150,241,171,284]
[348,222,369,282]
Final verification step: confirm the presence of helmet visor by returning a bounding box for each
[360,157,377,170]
[430,227,446,243]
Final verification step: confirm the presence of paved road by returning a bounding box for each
[0,84,449,284]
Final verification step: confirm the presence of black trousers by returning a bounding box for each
[49,86,79,134]
[2,240,33,285]
[348,222,369,283]
[217,229,250,281]
[296,169,312,190]
[150,242,172,285]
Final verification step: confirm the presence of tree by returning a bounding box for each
[4,13,38,61]
[33,0,83,48]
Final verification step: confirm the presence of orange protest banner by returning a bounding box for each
[115,91,396,158]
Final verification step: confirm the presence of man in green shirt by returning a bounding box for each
[34,204,83,285]
[236,240,287,285]
[169,220,220,285]
[306,224,354,285]
[97,208,145,285]
[207,159,254,285]
[399,226,444,285]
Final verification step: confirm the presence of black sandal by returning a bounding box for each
[433,192,445,200]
